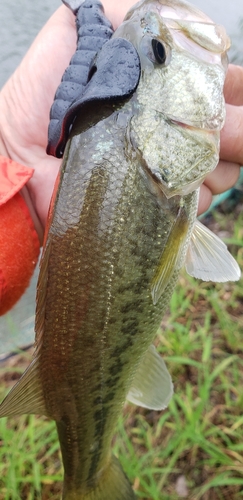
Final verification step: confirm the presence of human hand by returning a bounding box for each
[198,64,243,215]
[0,1,242,243]
[0,1,136,243]
[0,6,75,242]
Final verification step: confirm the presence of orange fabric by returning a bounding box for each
[0,192,40,315]
[0,155,40,315]
[0,155,34,205]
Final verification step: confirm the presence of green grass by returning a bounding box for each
[0,207,243,499]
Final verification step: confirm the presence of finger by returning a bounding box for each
[103,0,135,28]
[198,184,212,215]
[27,156,61,231]
[224,64,243,105]
[220,104,243,165]
[203,160,241,195]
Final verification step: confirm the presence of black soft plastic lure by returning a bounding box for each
[47,0,140,158]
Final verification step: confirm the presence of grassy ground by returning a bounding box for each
[0,205,242,499]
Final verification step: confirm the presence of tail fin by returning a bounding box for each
[63,455,136,500]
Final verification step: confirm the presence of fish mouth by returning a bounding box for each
[169,117,220,134]
[170,118,197,130]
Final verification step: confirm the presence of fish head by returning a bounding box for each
[114,0,230,198]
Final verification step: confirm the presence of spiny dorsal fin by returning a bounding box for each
[127,345,173,410]
[185,219,241,282]
[0,357,48,418]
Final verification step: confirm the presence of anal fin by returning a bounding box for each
[127,345,173,410]
[0,357,48,417]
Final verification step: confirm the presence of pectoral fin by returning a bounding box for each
[127,345,173,410]
[185,220,241,282]
[0,357,48,418]
[151,207,189,304]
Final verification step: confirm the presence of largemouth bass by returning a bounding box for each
[0,0,240,499]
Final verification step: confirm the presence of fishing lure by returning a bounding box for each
[47,0,140,158]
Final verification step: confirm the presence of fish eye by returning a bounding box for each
[151,39,166,64]
[140,35,170,68]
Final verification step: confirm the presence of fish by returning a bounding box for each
[0,0,240,499]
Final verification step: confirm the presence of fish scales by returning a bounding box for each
[38,105,197,491]
[0,0,238,499]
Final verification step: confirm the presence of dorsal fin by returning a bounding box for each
[0,357,48,418]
